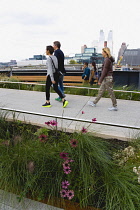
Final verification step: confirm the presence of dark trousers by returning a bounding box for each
[46,74,64,100]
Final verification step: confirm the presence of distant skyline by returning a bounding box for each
[0,0,140,62]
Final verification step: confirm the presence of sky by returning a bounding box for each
[0,0,140,62]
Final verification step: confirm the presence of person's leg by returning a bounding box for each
[55,74,65,101]
[46,76,51,101]
[105,77,117,108]
[58,74,64,94]
[93,80,106,104]
[53,73,68,108]
[42,76,52,107]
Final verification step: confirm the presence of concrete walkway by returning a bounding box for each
[0,190,63,210]
[0,88,140,140]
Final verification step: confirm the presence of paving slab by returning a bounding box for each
[0,88,140,140]
[0,190,63,210]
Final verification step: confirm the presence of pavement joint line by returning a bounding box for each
[0,107,140,130]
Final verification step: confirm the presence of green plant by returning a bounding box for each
[0,113,140,209]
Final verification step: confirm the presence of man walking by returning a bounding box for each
[53,41,66,101]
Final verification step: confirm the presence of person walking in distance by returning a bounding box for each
[53,41,66,102]
[82,62,90,84]
[88,47,118,111]
[42,45,68,108]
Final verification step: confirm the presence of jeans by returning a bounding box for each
[93,76,117,107]
[58,74,65,97]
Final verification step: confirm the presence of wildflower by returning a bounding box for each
[60,189,67,198]
[1,140,10,146]
[63,167,71,174]
[92,118,97,122]
[66,190,74,200]
[62,180,70,189]
[82,111,85,114]
[50,120,58,126]
[63,161,70,169]
[133,167,138,174]
[81,127,87,133]
[38,134,48,142]
[70,139,78,147]
[69,159,74,162]
[60,152,69,160]
[45,121,51,126]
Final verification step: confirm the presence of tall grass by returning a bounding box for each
[0,114,140,209]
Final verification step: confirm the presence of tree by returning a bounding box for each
[69,60,77,64]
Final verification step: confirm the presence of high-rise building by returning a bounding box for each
[107,30,113,54]
[91,40,98,52]
[98,30,105,53]
[81,45,87,53]
[117,42,127,62]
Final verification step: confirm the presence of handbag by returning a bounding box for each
[49,56,62,77]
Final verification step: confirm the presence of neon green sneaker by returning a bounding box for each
[55,97,62,102]
[63,100,69,108]
[42,102,52,107]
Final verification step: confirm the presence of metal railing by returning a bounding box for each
[0,107,140,130]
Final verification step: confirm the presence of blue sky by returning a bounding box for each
[0,0,140,61]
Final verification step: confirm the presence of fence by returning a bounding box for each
[0,107,140,130]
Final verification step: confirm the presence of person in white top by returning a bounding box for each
[42,45,68,108]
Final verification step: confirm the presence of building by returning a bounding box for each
[98,29,105,53]
[81,45,87,53]
[29,55,46,60]
[65,47,104,65]
[121,48,140,66]
[107,30,113,54]
[117,43,127,61]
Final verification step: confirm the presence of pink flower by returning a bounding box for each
[66,190,74,200]
[81,127,87,133]
[45,121,51,126]
[82,111,85,114]
[70,139,78,147]
[50,120,58,126]
[92,118,97,122]
[60,152,69,160]
[69,159,74,162]
[63,161,70,169]
[63,167,71,174]
[60,189,67,198]
[38,134,48,142]
[62,181,70,189]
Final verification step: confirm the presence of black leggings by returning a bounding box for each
[46,74,64,100]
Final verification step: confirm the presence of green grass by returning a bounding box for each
[0,75,140,101]
[0,113,140,209]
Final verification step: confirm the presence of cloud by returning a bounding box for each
[0,0,140,61]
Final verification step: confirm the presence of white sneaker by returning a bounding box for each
[108,107,118,111]
[88,101,96,107]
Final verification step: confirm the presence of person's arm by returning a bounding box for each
[47,57,55,82]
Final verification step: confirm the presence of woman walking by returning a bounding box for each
[89,61,97,85]
[42,45,68,108]
[88,47,118,111]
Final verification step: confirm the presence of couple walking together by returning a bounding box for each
[42,41,68,108]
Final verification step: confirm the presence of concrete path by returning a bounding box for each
[0,190,63,210]
[0,88,140,140]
